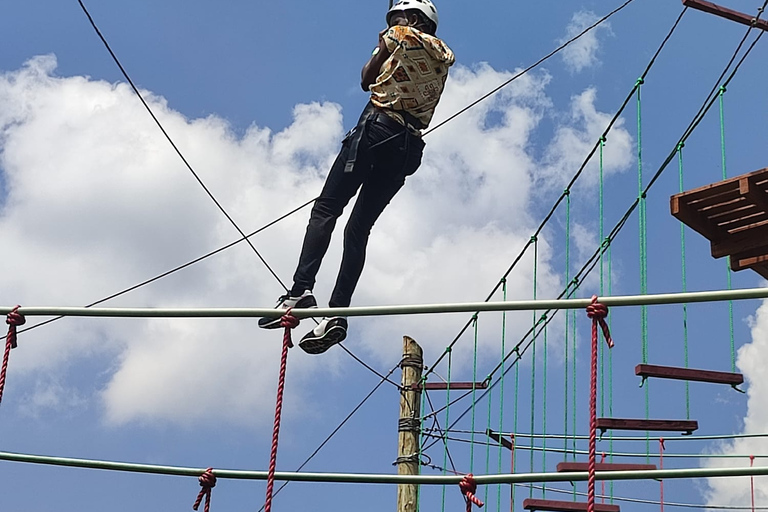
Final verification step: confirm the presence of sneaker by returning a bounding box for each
[258,290,317,329]
[299,317,348,355]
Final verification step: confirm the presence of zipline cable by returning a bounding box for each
[17,197,316,336]
[77,0,289,291]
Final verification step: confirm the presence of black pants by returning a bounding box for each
[291,103,425,308]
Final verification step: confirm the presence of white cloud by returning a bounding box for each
[703,297,768,506]
[560,11,613,73]
[0,55,633,426]
[539,88,633,191]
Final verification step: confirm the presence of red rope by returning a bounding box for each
[750,455,755,512]
[192,468,217,512]
[1,306,26,405]
[586,296,614,512]
[459,473,484,511]
[264,310,298,512]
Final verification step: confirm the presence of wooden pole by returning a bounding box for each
[397,336,423,512]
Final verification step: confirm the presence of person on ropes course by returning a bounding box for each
[259,0,455,354]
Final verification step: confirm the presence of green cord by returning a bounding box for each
[470,315,479,473]
[564,190,571,463]
[637,78,650,461]
[599,136,606,419]
[440,348,452,512]
[513,344,520,509]
[497,279,507,512]
[417,376,427,512]
[542,322,548,497]
[530,236,538,497]
[572,287,577,465]
[678,142,691,420]
[608,239,614,501]
[719,86,737,373]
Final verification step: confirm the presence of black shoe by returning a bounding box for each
[298,317,348,354]
[258,290,317,329]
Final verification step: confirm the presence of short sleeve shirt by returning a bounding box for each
[369,26,455,129]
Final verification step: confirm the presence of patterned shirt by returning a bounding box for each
[369,25,455,129]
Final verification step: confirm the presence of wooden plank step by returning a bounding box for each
[412,381,488,391]
[556,462,657,472]
[683,0,768,32]
[486,429,513,450]
[596,418,698,435]
[523,499,619,512]
[635,364,743,386]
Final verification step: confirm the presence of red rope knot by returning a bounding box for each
[0,306,26,404]
[459,473,484,511]
[193,468,217,512]
[586,296,614,348]
[6,306,26,350]
[279,309,299,348]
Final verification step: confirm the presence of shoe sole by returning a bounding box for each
[299,325,347,355]
[258,297,317,330]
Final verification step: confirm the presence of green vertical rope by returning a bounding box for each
[485,371,492,506]
[599,136,606,419]
[417,376,427,512]
[513,340,520,509]
[496,278,508,512]
[542,322,548,497]
[440,348,453,512]
[608,238,614,502]
[572,300,577,500]
[564,190,571,464]
[719,85,737,373]
[678,142,691,420]
[470,315,479,473]
[637,77,650,460]
[572,284,577,465]
[530,236,538,497]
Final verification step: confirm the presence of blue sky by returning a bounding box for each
[2,0,768,511]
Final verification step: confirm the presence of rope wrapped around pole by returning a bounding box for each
[192,467,217,512]
[1,306,26,405]
[264,310,298,512]
[586,296,614,512]
[459,473,484,511]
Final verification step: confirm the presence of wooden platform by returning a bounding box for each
[671,167,768,279]
[596,418,698,435]
[636,364,743,386]
[556,462,656,472]
[523,499,620,512]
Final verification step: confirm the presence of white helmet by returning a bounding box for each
[387,0,439,31]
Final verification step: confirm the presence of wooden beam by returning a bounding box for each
[683,0,768,32]
[596,418,698,435]
[635,364,743,386]
[556,462,657,472]
[523,499,620,512]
